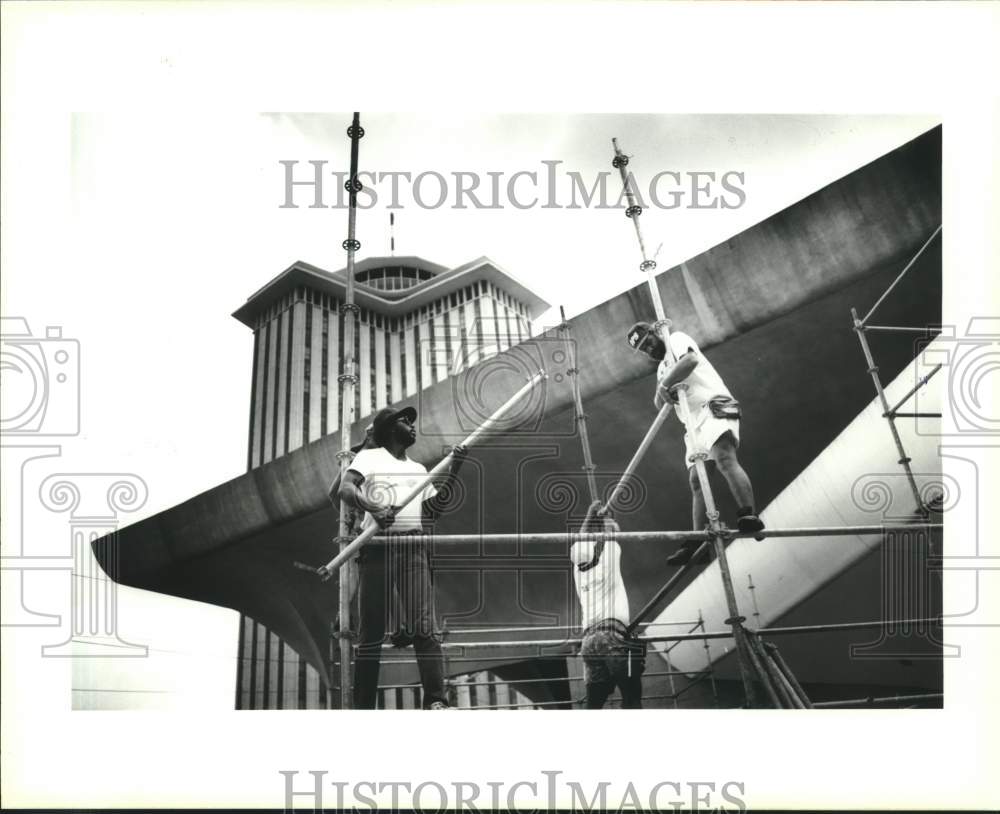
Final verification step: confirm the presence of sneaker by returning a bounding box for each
[427,701,454,710]
[737,514,766,541]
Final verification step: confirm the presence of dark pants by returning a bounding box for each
[580,619,645,709]
[353,535,446,709]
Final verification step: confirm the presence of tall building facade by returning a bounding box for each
[231,255,549,708]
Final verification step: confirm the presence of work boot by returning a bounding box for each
[737,514,766,541]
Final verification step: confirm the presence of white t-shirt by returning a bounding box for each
[656,330,733,416]
[570,540,630,630]
[348,447,439,532]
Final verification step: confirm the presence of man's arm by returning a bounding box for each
[327,472,343,506]
[339,470,395,529]
[423,445,468,522]
[655,351,699,408]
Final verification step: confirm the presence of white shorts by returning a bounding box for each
[682,404,740,467]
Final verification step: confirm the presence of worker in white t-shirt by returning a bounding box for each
[570,501,645,709]
[627,321,765,565]
[339,405,467,710]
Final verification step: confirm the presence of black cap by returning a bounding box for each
[626,321,654,350]
[371,406,417,443]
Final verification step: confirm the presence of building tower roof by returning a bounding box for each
[232,254,550,328]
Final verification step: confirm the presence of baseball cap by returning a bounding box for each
[626,321,654,351]
[371,405,417,443]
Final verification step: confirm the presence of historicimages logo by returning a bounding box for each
[280,769,747,812]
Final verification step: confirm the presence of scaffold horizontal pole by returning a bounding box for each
[373,616,945,656]
[812,692,942,708]
[861,325,941,334]
[374,523,942,546]
[442,620,700,637]
[760,616,941,637]
[373,667,701,693]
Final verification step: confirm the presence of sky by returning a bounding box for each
[2,112,941,709]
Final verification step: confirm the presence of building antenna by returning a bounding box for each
[390,212,395,256]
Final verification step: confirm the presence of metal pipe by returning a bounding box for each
[600,402,673,516]
[886,363,942,416]
[741,630,783,708]
[852,307,925,514]
[670,668,717,700]
[443,620,701,637]
[385,523,943,546]
[750,635,803,709]
[456,697,577,710]
[812,692,942,708]
[335,111,364,710]
[764,641,813,709]
[760,616,941,637]
[861,325,941,334]
[376,629,735,656]
[625,540,711,635]
[699,614,720,707]
[890,412,941,419]
[376,617,944,658]
[611,138,654,276]
[319,370,547,576]
[559,306,600,506]
[860,225,942,325]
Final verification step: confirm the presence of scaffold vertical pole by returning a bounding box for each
[559,306,600,507]
[851,307,926,516]
[612,137,759,707]
[336,112,364,709]
[699,611,720,708]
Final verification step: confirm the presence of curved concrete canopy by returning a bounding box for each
[96,127,942,693]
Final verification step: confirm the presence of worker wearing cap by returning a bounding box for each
[627,321,765,565]
[339,405,467,710]
[571,501,645,709]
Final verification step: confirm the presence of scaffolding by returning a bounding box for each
[318,122,944,710]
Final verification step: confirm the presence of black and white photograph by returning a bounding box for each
[2,2,998,811]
